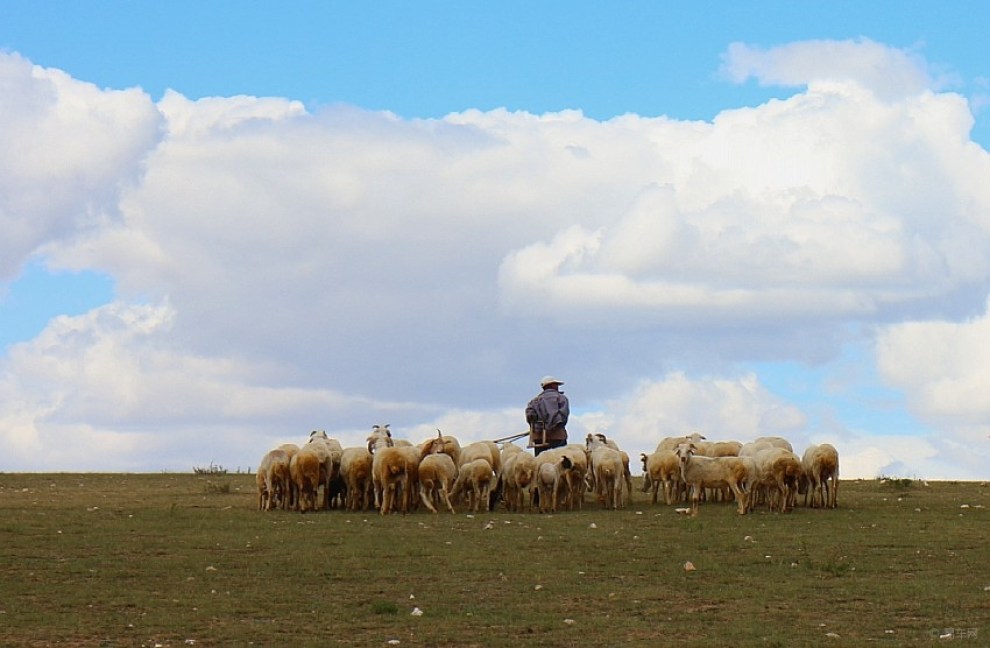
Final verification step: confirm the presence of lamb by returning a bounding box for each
[339,446,374,511]
[801,443,839,509]
[418,452,458,514]
[675,443,749,516]
[450,458,496,513]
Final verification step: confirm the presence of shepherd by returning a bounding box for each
[525,375,570,455]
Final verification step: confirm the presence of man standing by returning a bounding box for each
[525,375,570,455]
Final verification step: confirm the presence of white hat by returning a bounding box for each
[540,375,564,388]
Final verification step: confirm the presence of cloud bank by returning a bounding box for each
[1,40,989,478]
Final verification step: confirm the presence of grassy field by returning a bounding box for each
[0,473,987,647]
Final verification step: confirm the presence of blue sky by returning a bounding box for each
[1,2,989,477]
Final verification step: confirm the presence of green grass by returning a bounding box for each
[0,474,987,646]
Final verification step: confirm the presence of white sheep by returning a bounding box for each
[533,453,573,513]
[367,424,406,515]
[304,431,340,510]
[418,452,458,514]
[276,443,300,509]
[339,446,374,511]
[586,434,625,510]
[754,436,794,453]
[256,454,272,511]
[675,443,749,516]
[256,449,275,510]
[700,440,743,458]
[640,449,681,505]
[750,447,804,513]
[450,458,496,513]
[258,448,291,511]
[656,432,707,453]
[801,443,839,509]
[557,445,590,510]
[289,446,323,513]
[499,449,537,512]
[394,434,448,513]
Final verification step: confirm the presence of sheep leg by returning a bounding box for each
[419,482,439,514]
[439,484,456,514]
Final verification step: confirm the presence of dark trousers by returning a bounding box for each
[534,437,567,455]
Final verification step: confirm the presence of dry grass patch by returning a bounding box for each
[0,473,987,646]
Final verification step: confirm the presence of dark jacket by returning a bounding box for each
[525,387,570,443]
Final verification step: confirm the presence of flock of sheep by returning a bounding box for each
[255,426,840,517]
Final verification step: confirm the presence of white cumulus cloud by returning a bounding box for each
[1,39,989,477]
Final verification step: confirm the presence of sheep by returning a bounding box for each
[801,443,839,509]
[258,448,291,511]
[458,440,501,473]
[257,448,280,510]
[453,440,501,509]
[535,460,559,513]
[531,448,572,510]
[289,446,323,513]
[584,434,634,505]
[675,443,749,516]
[418,452,458,514]
[700,440,743,458]
[367,427,446,515]
[738,441,774,457]
[500,450,538,512]
[591,447,625,510]
[256,459,270,511]
[656,432,707,454]
[640,449,681,505]
[450,458,496,513]
[394,434,448,513]
[309,430,345,507]
[433,430,463,464]
[557,445,590,510]
[754,436,794,453]
[305,431,341,510]
[276,443,301,509]
[586,434,625,510]
[339,446,374,511]
[750,447,804,513]
[367,424,406,515]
